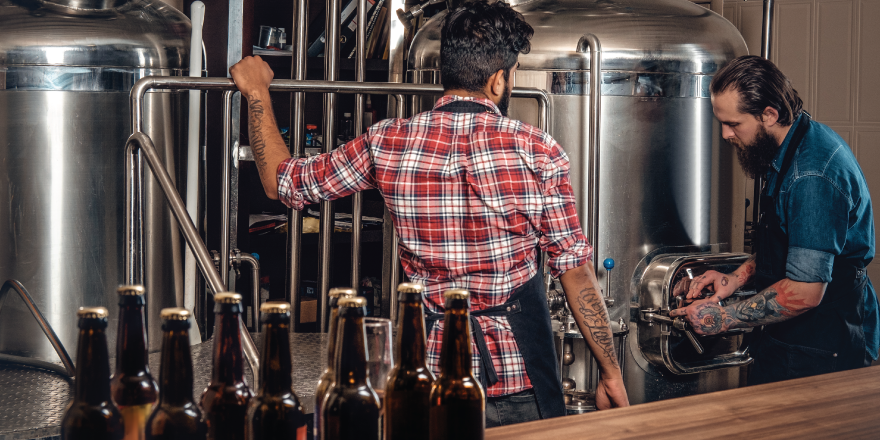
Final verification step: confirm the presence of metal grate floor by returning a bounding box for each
[0,333,328,440]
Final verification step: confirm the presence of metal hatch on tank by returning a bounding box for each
[0,0,194,360]
[406,0,750,405]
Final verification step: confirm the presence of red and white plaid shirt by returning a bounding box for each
[277,95,590,396]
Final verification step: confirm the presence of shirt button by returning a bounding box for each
[506,307,511,311]
[833,353,838,357]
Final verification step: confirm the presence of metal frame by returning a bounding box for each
[577,33,602,275]
[0,279,75,377]
[129,76,548,339]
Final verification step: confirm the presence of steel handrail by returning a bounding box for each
[0,279,75,377]
[129,76,551,332]
[578,33,603,276]
[124,132,261,388]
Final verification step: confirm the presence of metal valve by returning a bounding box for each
[640,309,704,355]
[602,258,615,308]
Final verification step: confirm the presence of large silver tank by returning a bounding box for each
[0,0,191,360]
[408,0,749,403]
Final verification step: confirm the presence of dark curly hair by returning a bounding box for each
[440,1,534,92]
[710,55,804,126]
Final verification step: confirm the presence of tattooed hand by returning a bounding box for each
[671,269,740,303]
[669,299,732,335]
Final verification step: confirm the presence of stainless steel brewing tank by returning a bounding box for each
[408,0,748,403]
[0,0,191,360]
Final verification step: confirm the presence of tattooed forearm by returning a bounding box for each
[248,99,269,171]
[691,302,733,334]
[575,287,619,368]
[726,289,792,328]
[735,255,756,286]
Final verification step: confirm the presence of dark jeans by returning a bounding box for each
[486,389,541,428]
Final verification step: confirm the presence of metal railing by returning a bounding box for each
[128,76,549,334]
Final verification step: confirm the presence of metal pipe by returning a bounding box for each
[387,94,406,324]
[318,0,343,333]
[0,279,75,377]
[287,0,309,332]
[753,0,775,245]
[761,0,775,60]
[124,132,260,388]
[131,77,549,130]
[221,90,235,288]
[578,34,602,274]
[351,0,367,290]
[239,252,261,331]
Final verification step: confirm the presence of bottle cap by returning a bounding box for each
[397,283,424,293]
[161,307,191,321]
[329,287,357,298]
[260,301,291,314]
[214,292,243,304]
[338,296,366,308]
[117,285,145,296]
[77,307,109,319]
[443,289,470,300]
[344,112,352,117]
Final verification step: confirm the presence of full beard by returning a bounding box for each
[498,82,512,117]
[731,126,780,180]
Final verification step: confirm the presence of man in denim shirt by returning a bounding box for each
[671,56,879,384]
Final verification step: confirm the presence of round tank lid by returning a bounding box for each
[0,0,191,69]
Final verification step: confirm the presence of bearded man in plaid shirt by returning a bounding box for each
[231,0,629,426]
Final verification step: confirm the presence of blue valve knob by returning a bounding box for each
[603,258,615,271]
[252,252,260,261]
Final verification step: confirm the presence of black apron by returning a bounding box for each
[749,113,870,385]
[423,100,565,419]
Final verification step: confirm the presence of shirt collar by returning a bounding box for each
[432,95,501,114]
[770,112,806,173]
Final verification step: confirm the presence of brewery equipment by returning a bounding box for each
[407,0,751,404]
[0,0,193,359]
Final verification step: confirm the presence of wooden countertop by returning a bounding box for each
[486,365,880,439]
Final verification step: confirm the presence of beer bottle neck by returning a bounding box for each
[212,310,246,384]
[439,307,473,378]
[397,300,428,368]
[259,317,293,395]
[158,328,195,406]
[116,303,149,375]
[334,314,369,386]
[75,327,113,405]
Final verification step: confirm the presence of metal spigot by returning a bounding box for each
[640,308,704,355]
[602,258,615,308]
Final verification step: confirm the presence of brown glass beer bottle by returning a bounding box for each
[385,283,435,440]
[321,296,381,440]
[61,307,124,440]
[313,287,357,439]
[145,308,206,439]
[429,289,485,440]
[200,292,254,440]
[111,285,159,440]
[246,301,308,440]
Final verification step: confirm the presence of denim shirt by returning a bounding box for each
[765,113,879,359]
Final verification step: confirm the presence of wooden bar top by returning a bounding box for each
[486,365,880,439]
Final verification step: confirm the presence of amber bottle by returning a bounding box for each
[385,283,435,440]
[320,296,381,440]
[111,285,159,440]
[61,307,125,440]
[429,289,485,440]
[145,308,206,439]
[200,292,254,440]
[246,301,308,440]
[313,287,357,439]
